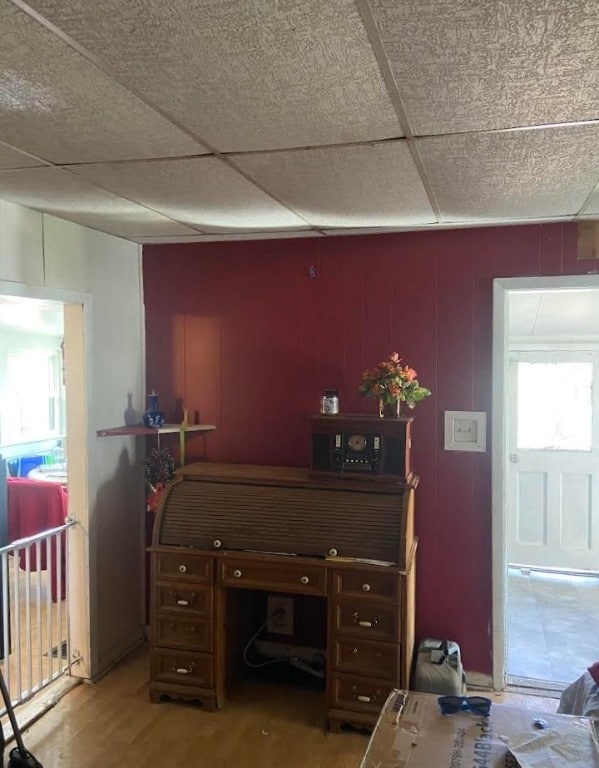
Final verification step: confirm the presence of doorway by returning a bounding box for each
[492,276,599,692]
[0,287,91,687]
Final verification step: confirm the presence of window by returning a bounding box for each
[516,361,592,451]
[0,346,64,445]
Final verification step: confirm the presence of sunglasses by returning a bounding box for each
[438,695,492,717]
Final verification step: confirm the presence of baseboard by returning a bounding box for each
[94,630,145,682]
[465,671,494,690]
[506,675,565,695]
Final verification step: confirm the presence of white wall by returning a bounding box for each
[0,199,146,677]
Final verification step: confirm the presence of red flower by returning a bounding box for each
[147,481,166,512]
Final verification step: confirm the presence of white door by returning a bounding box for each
[507,350,599,572]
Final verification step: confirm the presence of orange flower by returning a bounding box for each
[358,352,431,409]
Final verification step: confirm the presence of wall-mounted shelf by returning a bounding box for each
[96,423,216,466]
[96,424,215,438]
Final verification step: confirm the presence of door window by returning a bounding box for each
[516,361,592,451]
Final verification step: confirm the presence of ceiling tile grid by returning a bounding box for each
[368,0,599,136]
[232,141,437,228]
[0,0,206,163]
[134,231,325,244]
[22,0,403,152]
[0,141,45,171]
[583,184,599,216]
[67,156,309,232]
[417,123,599,221]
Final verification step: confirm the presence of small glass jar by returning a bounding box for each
[320,389,339,416]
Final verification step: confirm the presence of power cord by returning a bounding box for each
[243,607,326,679]
[243,608,292,669]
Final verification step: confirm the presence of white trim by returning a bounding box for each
[492,281,508,690]
[465,671,494,691]
[491,273,599,691]
[0,280,90,307]
[0,282,94,679]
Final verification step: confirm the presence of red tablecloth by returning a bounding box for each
[6,477,68,601]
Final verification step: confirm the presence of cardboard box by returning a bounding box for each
[360,689,599,768]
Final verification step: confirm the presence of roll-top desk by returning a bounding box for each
[149,462,417,731]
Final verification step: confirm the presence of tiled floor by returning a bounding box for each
[507,566,599,685]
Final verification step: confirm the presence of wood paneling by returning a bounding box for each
[143,222,583,675]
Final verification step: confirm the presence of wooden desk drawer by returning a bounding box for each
[330,672,394,716]
[154,552,213,584]
[155,582,213,617]
[154,614,213,652]
[151,648,213,688]
[331,637,400,680]
[332,600,400,643]
[219,559,326,596]
[330,569,400,604]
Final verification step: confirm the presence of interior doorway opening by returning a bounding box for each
[493,276,599,693]
[0,290,90,703]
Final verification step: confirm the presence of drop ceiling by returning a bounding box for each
[0,0,598,244]
[509,289,599,341]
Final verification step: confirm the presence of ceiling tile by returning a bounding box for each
[369,0,599,135]
[67,157,308,232]
[232,141,436,227]
[0,142,45,170]
[0,167,201,237]
[418,124,599,221]
[22,0,402,152]
[0,1,206,163]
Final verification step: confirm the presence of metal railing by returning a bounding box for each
[0,520,77,711]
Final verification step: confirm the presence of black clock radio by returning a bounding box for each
[309,414,413,483]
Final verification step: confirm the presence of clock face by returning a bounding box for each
[347,433,367,452]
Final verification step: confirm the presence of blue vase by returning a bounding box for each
[143,393,165,428]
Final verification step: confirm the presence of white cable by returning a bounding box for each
[242,611,292,669]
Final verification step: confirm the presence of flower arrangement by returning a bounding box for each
[145,445,176,512]
[359,352,431,411]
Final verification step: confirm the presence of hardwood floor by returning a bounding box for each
[16,644,562,768]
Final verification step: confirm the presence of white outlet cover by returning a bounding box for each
[266,595,294,635]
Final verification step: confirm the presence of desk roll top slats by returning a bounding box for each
[149,462,417,731]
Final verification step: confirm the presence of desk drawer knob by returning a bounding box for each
[233,569,242,578]
[213,539,222,549]
[300,576,309,585]
[361,583,371,592]
[178,565,187,573]
[328,548,338,556]
[357,695,371,703]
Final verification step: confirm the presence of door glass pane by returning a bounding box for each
[517,362,592,451]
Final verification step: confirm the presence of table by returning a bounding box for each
[27,463,68,486]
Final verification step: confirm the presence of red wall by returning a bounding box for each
[143,222,583,675]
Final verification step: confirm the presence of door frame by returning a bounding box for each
[0,280,93,678]
[492,274,599,689]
